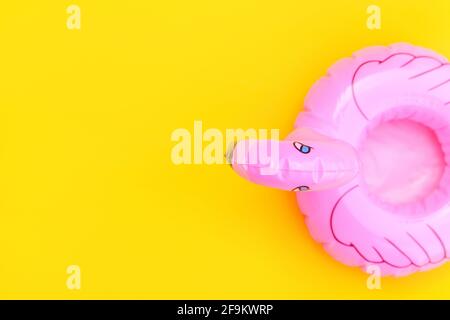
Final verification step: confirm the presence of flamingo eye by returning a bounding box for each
[293,141,312,154]
[292,185,310,192]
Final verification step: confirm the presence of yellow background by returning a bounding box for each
[0,0,449,299]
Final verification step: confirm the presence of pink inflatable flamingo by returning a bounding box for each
[231,43,450,276]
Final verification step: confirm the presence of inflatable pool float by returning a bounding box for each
[231,43,450,276]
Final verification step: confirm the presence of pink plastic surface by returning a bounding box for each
[231,43,450,276]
